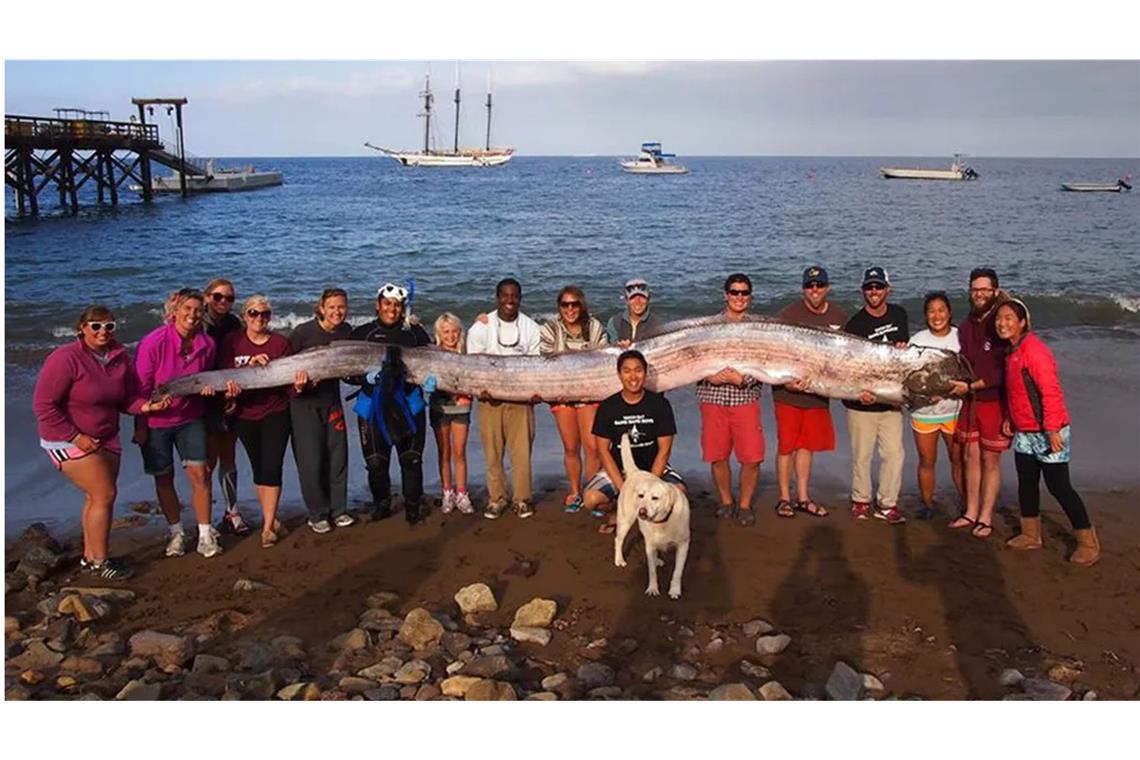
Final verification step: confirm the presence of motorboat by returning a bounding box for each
[1061,178,1132,192]
[880,154,979,181]
[621,142,689,174]
[140,160,283,193]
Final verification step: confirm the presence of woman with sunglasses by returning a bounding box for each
[290,287,355,533]
[539,285,608,513]
[134,288,221,559]
[349,282,432,524]
[34,306,171,580]
[218,295,304,548]
[201,277,249,536]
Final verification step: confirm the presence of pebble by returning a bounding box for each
[399,685,418,700]
[615,638,639,655]
[232,578,273,593]
[1083,690,1097,701]
[480,644,509,656]
[1022,677,1072,701]
[60,656,104,676]
[441,675,482,697]
[704,638,725,654]
[1047,663,1082,683]
[755,633,792,656]
[462,654,513,679]
[232,670,278,700]
[454,583,498,615]
[338,676,380,694]
[677,626,695,638]
[190,654,231,675]
[999,668,1025,687]
[826,661,865,701]
[4,616,20,635]
[526,691,558,700]
[743,618,775,637]
[128,630,195,668]
[398,608,445,650]
[587,686,624,699]
[9,640,65,670]
[577,662,616,689]
[358,656,405,681]
[57,594,111,623]
[359,608,403,633]
[642,666,664,683]
[709,683,756,700]
[445,661,466,675]
[465,679,517,701]
[60,586,136,603]
[510,626,553,646]
[415,683,441,700]
[862,673,886,692]
[329,628,370,652]
[513,598,557,628]
[394,659,432,684]
[365,591,401,609]
[20,669,45,685]
[670,663,698,681]
[542,673,569,690]
[739,660,772,679]
[363,685,401,701]
[116,679,162,700]
[758,680,794,701]
[55,675,79,691]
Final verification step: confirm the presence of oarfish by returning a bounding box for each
[157,316,972,407]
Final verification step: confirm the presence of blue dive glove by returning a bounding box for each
[364,366,383,385]
[422,374,437,394]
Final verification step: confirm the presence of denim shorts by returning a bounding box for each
[141,418,209,476]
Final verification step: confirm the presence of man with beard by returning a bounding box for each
[843,267,910,524]
[947,267,1010,539]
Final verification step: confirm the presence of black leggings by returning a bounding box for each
[1014,452,1091,530]
[236,410,292,487]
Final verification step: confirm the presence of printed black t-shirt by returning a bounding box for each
[591,389,677,473]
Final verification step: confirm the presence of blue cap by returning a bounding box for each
[862,266,890,287]
[802,266,829,287]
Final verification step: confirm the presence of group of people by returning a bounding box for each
[32,265,1099,580]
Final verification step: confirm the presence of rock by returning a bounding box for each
[116,679,162,700]
[740,660,772,679]
[358,656,405,681]
[394,659,432,684]
[359,608,403,633]
[87,637,126,658]
[338,676,380,695]
[742,618,775,637]
[542,673,569,690]
[1022,678,1072,701]
[185,608,260,640]
[577,662,615,689]
[363,685,401,701]
[398,608,444,650]
[677,625,695,638]
[269,635,306,661]
[615,638,639,656]
[445,661,466,675]
[462,654,513,679]
[642,666,664,683]
[20,669,46,685]
[6,685,31,701]
[415,683,441,700]
[8,640,65,670]
[44,616,77,648]
[465,679,517,701]
[365,591,400,609]
[670,663,698,681]
[705,638,725,654]
[454,583,498,615]
[441,675,483,697]
[1083,690,1097,701]
[1047,662,1082,683]
[432,612,460,632]
[130,501,154,514]
[512,598,557,628]
[480,644,509,656]
[510,626,552,646]
[61,586,137,604]
[111,515,147,530]
[128,630,195,668]
[526,691,558,700]
[276,682,318,701]
[999,668,1025,687]
[230,670,278,700]
[755,634,792,656]
[191,654,231,675]
[56,675,79,691]
[862,673,886,692]
[442,631,472,658]
[232,578,274,593]
[60,656,104,676]
[329,628,370,652]
[758,680,794,701]
[709,683,756,700]
[6,573,29,594]
[826,661,864,701]
[587,686,624,699]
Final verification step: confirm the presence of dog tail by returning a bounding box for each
[620,433,641,474]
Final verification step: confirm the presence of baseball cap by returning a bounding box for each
[624,278,651,298]
[861,267,890,287]
[802,266,829,287]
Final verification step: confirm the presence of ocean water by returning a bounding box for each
[5,156,1140,532]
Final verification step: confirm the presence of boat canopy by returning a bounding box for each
[639,142,676,158]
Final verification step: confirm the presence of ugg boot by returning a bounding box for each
[1006,516,1043,550]
[1069,527,1100,566]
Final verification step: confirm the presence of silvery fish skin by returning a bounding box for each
[158,316,971,407]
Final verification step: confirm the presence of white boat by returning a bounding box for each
[138,161,283,194]
[365,68,513,168]
[879,154,979,181]
[621,142,688,174]
[1061,179,1132,192]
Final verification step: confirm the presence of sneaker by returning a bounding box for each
[441,489,456,515]
[370,503,393,522]
[80,557,134,581]
[308,519,332,534]
[197,526,223,558]
[221,508,251,536]
[333,513,356,528]
[484,500,508,520]
[850,501,872,520]
[874,506,907,525]
[165,529,187,557]
[513,501,535,519]
[455,492,475,514]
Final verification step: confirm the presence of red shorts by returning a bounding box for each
[774,402,835,455]
[954,397,1011,452]
[699,401,765,463]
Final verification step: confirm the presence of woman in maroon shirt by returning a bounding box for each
[219,295,305,548]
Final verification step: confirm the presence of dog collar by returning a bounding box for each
[640,504,674,524]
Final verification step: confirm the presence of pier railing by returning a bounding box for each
[5,115,160,148]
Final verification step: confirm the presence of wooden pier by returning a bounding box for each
[5,98,205,216]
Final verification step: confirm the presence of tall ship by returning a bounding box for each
[365,68,513,168]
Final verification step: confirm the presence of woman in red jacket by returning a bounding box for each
[33,305,170,579]
[996,299,1098,566]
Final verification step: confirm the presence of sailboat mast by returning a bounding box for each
[453,63,461,154]
[420,71,433,154]
[485,70,493,151]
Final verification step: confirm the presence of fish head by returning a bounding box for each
[902,349,974,406]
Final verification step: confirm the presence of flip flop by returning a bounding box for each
[714,504,736,519]
[949,514,977,529]
[971,521,993,539]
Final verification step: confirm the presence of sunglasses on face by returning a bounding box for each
[86,321,116,333]
[804,282,828,290]
[247,309,272,319]
[863,284,887,292]
[210,292,236,303]
[559,300,582,309]
[727,289,752,297]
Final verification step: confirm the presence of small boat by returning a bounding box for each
[136,160,283,194]
[1061,179,1132,192]
[879,154,979,181]
[621,142,689,174]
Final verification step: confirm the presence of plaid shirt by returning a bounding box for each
[695,375,763,406]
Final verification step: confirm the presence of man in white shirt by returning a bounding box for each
[466,278,542,519]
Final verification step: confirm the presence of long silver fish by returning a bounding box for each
[157,316,971,407]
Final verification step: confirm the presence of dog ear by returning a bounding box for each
[659,482,677,511]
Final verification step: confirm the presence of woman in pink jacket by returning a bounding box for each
[33,305,170,580]
[996,298,1098,566]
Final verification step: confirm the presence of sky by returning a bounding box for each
[5,60,1138,158]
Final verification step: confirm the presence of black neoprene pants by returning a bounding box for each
[1014,452,1092,530]
[357,411,426,513]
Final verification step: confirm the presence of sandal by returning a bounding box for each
[794,499,829,517]
[949,514,977,530]
[597,521,617,535]
[775,500,796,518]
[714,503,737,519]
[564,494,584,514]
[971,521,993,539]
[738,509,756,527]
[261,529,277,548]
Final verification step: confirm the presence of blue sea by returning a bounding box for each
[6,156,1140,533]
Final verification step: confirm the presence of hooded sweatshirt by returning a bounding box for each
[133,323,216,428]
[34,338,147,443]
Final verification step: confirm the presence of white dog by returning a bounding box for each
[613,433,691,599]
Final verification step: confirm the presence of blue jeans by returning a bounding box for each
[141,418,208,476]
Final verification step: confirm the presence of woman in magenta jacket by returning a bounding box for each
[996,298,1098,566]
[33,305,170,580]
